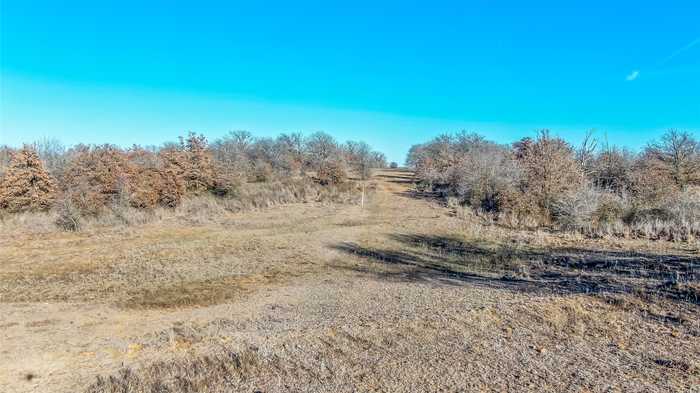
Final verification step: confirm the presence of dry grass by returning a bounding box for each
[86,348,264,393]
[84,293,700,393]
[1,170,698,393]
[0,177,366,235]
[333,232,699,305]
[0,210,325,306]
[121,272,289,309]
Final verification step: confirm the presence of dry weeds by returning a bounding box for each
[1,170,698,393]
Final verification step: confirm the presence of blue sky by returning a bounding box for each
[1,1,699,163]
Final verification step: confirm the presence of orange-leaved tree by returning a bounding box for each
[0,146,57,212]
[161,132,215,195]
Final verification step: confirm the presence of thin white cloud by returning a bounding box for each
[626,70,639,81]
[625,37,700,82]
[660,37,700,66]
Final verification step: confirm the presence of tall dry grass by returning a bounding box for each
[0,177,368,234]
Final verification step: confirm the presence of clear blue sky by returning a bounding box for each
[1,1,699,163]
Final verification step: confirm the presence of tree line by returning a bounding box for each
[0,131,387,216]
[407,130,700,240]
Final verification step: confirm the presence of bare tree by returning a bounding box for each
[0,145,14,178]
[304,132,340,171]
[343,141,374,179]
[210,130,254,175]
[32,137,69,180]
[592,143,635,193]
[576,130,598,176]
[276,133,305,174]
[645,130,699,188]
[371,151,387,169]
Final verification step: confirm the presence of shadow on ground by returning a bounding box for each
[331,233,700,306]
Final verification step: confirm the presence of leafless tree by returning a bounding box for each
[304,132,340,171]
[0,145,14,178]
[644,130,699,188]
[210,130,255,175]
[343,141,374,179]
[576,130,598,176]
[592,143,635,193]
[32,137,69,180]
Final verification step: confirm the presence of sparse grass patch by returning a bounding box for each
[86,348,265,393]
[122,272,287,309]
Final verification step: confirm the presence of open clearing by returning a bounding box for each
[1,170,698,392]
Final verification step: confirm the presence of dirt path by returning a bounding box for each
[0,171,441,392]
[1,170,698,392]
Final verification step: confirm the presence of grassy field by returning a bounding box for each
[1,170,698,392]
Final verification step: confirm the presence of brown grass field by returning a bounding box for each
[1,170,698,392]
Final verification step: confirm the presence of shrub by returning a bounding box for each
[406,129,699,240]
[209,167,242,198]
[608,186,700,240]
[250,160,274,183]
[161,133,215,195]
[390,162,399,169]
[126,145,161,169]
[126,168,162,208]
[498,193,545,229]
[593,192,629,225]
[515,131,584,221]
[448,142,520,213]
[128,167,184,208]
[54,196,82,231]
[2,132,386,232]
[592,146,635,193]
[62,145,132,215]
[0,146,57,212]
[628,157,680,204]
[551,183,601,232]
[317,160,348,185]
[668,186,700,223]
[575,130,598,176]
[158,167,185,208]
[182,133,215,193]
[408,134,456,188]
[210,131,383,182]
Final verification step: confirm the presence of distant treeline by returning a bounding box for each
[407,130,699,240]
[0,131,387,220]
